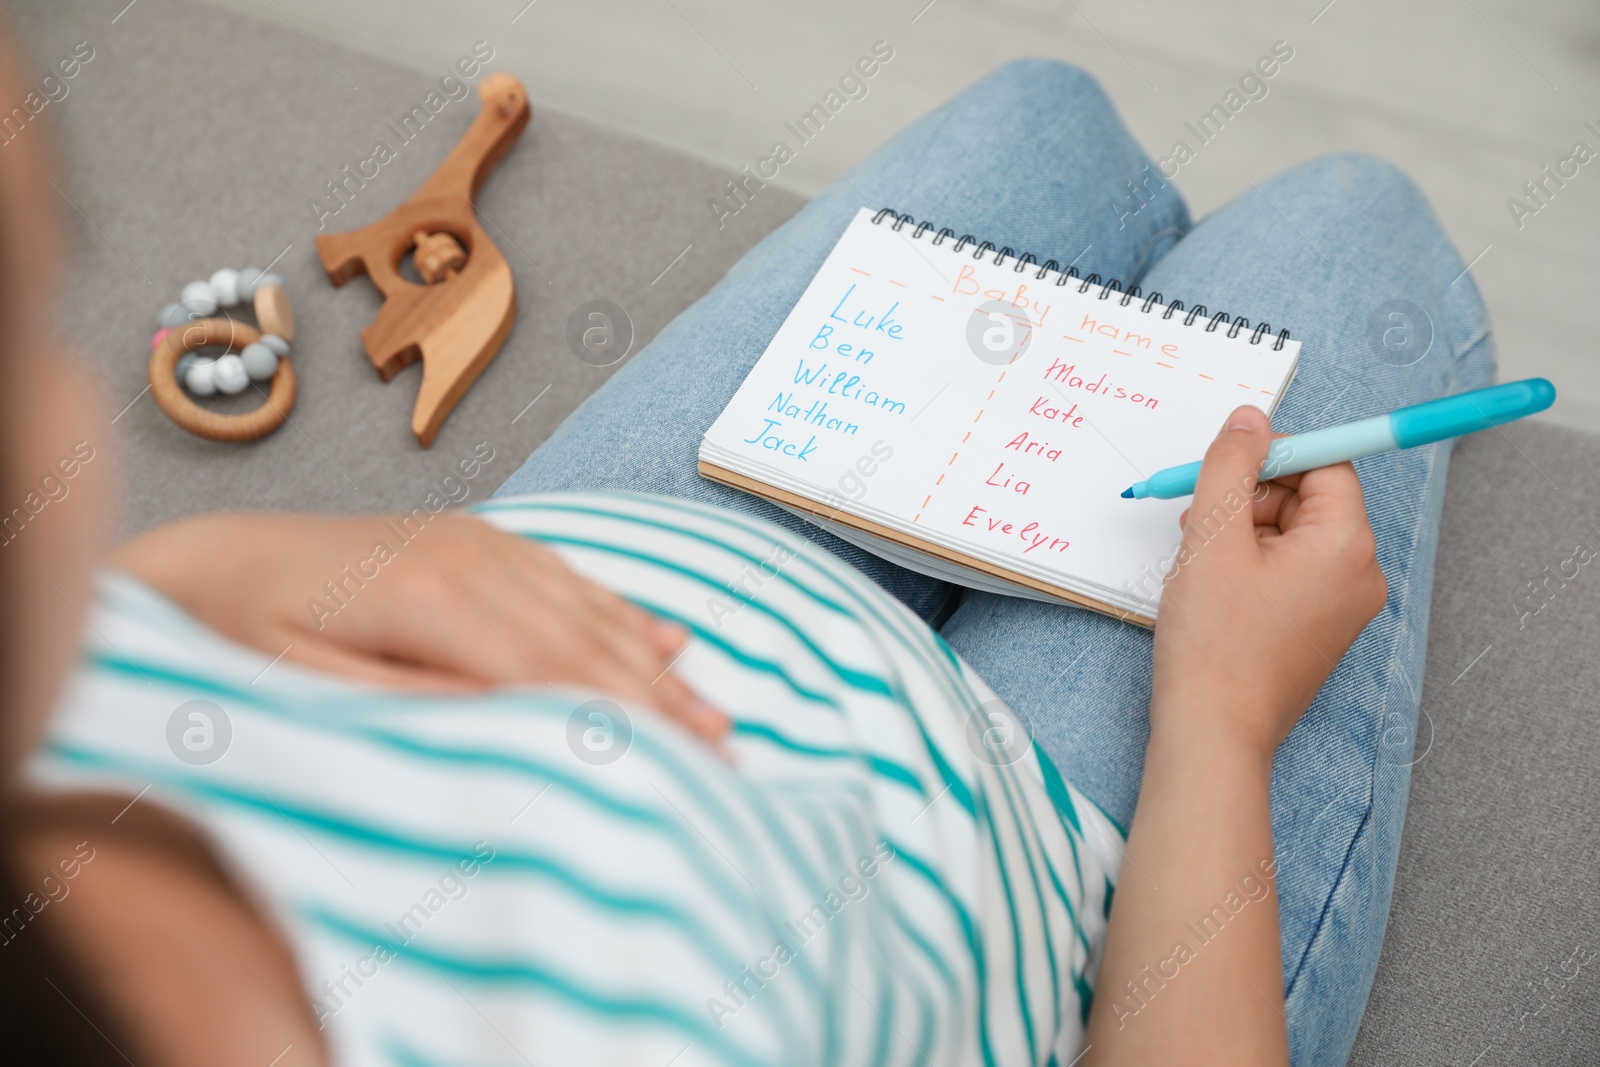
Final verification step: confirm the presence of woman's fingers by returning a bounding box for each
[489,528,728,741]
[283,633,487,692]
[1276,460,1368,533]
[244,513,729,745]
[1180,481,1295,533]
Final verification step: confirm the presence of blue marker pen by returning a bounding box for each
[1122,378,1557,500]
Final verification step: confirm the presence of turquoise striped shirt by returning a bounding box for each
[32,492,1120,1066]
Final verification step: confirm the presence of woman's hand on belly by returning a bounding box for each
[108,510,730,742]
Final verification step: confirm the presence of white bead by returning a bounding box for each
[240,342,279,381]
[179,293,217,318]
[185,358,218,396]
[259,334,290,356]
[212,354,249,394]
[209,268,241,307]
[237,266,263,300]
[181,280,216,307]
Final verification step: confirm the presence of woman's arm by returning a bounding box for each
[1085,405,1388,1066]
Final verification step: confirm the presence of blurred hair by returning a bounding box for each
[0,9,140,1064]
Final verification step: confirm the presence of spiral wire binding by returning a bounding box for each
[871,208,1291,351]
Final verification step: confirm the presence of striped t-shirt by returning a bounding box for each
[32,492,1121,1067]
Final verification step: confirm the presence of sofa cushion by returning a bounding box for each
[1350,421,1600,1066]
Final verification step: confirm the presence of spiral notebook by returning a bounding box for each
[698,208,1302,624]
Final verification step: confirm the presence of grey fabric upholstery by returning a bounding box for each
[13,1,1599,1062]
[9,0,799,541]
[1348,421,1600,1066]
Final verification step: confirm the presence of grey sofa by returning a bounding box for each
[14,0,1598,1062]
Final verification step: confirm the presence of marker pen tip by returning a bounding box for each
[1120,487,1134,499]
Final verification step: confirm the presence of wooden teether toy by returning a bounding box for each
[149,269,298,442]
[315,72,531,447]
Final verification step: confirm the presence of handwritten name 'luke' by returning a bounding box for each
[809,283,906,357]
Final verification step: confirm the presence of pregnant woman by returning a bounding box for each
[2,53,1489,1067]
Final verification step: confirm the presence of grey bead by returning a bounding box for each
[259,334,290,356]
[237,266,264,300]
[240,342,279,381]
[253,272,285,292]
[158,302,190,329]
[179,295,217,318]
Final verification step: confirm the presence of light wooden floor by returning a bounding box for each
[200,0,1600,431]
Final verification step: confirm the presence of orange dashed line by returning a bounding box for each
[962,431,971,443]
[1114,349,1132,357]
[935,474,945,485]
[1259,389,1274,396]
[1062,334,1084,343]
[973,409,986,422]
[921,495,931,508]
[931,295,945,301]
[850,267,871,276]
[1198,373,1215,380]
[985,390,995,401]
[997,372,1008,382]
[1238,383,1251,389]
[889,279,906,288]
[1156,362,1175,368]
[913,513,922,523]
[948,453,959,466]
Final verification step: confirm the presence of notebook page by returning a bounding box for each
[702,208,1300,613]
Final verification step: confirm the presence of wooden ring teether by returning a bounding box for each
[149,318,297,442]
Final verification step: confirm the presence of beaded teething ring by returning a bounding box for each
[147,267,299,442]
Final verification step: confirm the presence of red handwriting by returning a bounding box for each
[984,462,1030,495]
[1026,397,1085,427]
[961,505,1071,553]
[1004,431,1063,461]
[1042,359,1160,410]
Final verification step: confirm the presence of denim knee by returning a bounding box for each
[1268,152,1492,378]
[970,57,1114,122]
[1270,152,1430,227]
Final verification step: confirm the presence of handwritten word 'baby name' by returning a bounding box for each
[962,506,1070,554]
[1043,359,1160,410]
[953,266,1053,327]
[1079,314,1180,358]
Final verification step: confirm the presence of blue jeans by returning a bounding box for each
[496,59,1495,1066]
